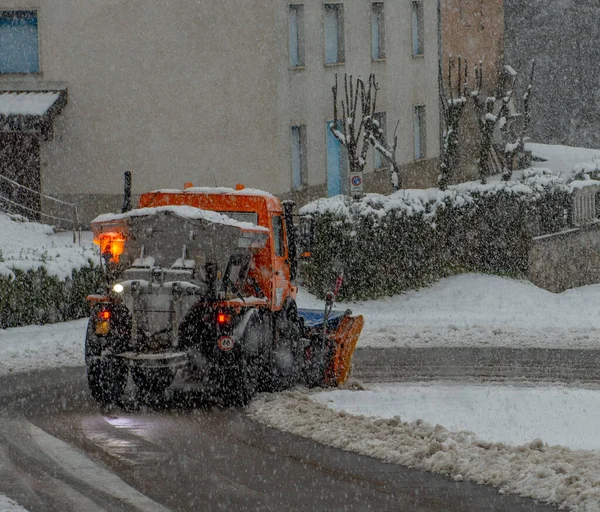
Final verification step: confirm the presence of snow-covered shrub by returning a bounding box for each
[301,169,571,300]
[568,161,600,182]
[0,265,102,329]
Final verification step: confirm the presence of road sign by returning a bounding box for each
[350,172,364,197]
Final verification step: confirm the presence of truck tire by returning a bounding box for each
[217,313,263,407]
[270,300,302,391]
[131,367,175,397]
[85,320,128,405]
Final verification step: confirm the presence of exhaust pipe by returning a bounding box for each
[282,200,297,281]
[122,171,132,213]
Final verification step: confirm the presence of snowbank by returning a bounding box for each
[249,387,600,512]
[0,319,86,375]
[528,142,600,181]
[0,494,29,511]
[0,214,96,280]
[297,273,600,349]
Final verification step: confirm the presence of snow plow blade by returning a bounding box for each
[329,315,364,385]
[298,309,364,386]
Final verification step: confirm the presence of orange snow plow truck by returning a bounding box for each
[86,177,363,406]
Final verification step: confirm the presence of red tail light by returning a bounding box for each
[217,312,231,324]
[98,310,111,321]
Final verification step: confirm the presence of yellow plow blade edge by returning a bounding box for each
[328,315,364,386]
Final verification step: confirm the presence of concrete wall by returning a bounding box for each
[528,224,600,293]
[0,1,440,224]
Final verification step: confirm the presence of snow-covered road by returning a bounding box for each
[3,273,600,510]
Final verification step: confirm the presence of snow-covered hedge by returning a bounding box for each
[300,169,572,300]
[0,266,102,329]
[0,214,101,328]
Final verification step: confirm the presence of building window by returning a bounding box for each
[289,5,305,67]
[372,112,387,169]
[413,105,426,160]
[371,3,385,60]
[0,11,39,73]
[411,2,424,57]
[324,4,344,65]
[291,125,308,189]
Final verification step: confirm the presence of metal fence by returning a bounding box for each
[571,184,600,227]
[0,174,81,242]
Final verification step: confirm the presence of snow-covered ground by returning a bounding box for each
[315,382,600,451]
[249,384,600,512]
[528,142,600,180]
[2,273,600,379]
[298,273,600,349]
[0,213,95,279]
[0,495,28,512]
[0,319,87,376]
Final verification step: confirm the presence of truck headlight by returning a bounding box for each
[112,283,124,294]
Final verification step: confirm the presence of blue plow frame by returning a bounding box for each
[298,308,345,332]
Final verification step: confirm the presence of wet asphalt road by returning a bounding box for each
[0,365,561,512]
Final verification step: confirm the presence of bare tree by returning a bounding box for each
[471,62,515,184]
[368,116,401,191]
[438,56,469,190]
[362,74,401,191]
[331,73,401,195]
[501,60,535,179]
[330,73,371,198]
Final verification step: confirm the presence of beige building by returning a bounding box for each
[439,0,505,182]
[0,1,440,224]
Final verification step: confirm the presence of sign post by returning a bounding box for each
[350,172,364,200]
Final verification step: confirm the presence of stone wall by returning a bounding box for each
[528,223,600,293]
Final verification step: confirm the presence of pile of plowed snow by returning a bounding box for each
[249,386,600,512]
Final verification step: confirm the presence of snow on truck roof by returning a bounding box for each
[147,187,277,198]
[91,205,269,232]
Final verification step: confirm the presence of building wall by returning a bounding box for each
[440,0,504,182]
[0,1,440,223]
[276,1,440,199]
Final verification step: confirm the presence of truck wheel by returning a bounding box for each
[85,318,128,405]
[87,358,128,405]
[218,314,262,407]
[131,367,175,397]
[270,301,302,391]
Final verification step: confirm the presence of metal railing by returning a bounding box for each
[571,184,600,227]
[0,174,81,243]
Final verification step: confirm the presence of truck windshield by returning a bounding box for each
[218,211,259,225]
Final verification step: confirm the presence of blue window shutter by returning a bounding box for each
[0,11,39,73]
[327,121,342,196]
